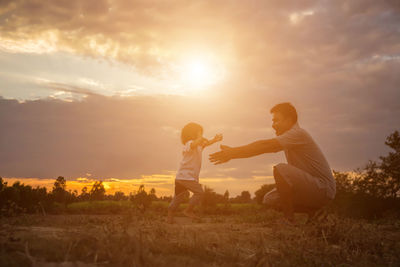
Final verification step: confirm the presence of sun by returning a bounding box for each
[186,61,208,84]
[179,57,224,89]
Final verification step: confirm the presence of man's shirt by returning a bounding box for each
[276,123,336,199]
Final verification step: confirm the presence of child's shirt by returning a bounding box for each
[176,140,203,181]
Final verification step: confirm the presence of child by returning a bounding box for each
[167,122,223,223]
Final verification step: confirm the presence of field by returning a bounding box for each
[1,202,400,266]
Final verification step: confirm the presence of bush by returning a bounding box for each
[201,186,219,209]
[254,184,276,204]
[130,185,153,213]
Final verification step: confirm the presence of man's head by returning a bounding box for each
[270,102,298,136]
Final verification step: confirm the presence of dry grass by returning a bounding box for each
[1,211,399,266]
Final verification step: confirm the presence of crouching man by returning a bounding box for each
[209,103,336,223]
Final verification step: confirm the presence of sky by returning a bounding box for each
[1,0,400,197]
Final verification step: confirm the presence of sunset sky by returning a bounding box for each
[1,0,399,197]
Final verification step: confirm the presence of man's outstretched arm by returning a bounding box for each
[209,138,283,165]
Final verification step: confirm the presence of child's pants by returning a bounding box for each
[168,180,204,211]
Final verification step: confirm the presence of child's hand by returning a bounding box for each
[213,134,223,142]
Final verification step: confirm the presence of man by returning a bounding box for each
[209,103,336,223]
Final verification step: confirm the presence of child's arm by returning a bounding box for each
[203,134,223,148]
[190,136,208,149]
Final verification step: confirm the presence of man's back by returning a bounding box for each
[276,123,336,198]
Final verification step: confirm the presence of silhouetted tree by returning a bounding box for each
[146,188,157,201]
[231,191,252,203]
[79,186,90,201]
[241,191,251,202]
[201,186,222,208]
[333,171,353,194]
[254,184,276,204]
[223,190,229,200]
[53,176,66,190]
[66,189,78,204]
[348,130,400,199]
[52,176,67,203]
[379,130,400,198]
[89,181,106,201]
[113,191,127,201]
[332,130,400,218]
[0,177,7,209]
[0,180,52,215]
[0,177,5,191]
[130,185,152,213]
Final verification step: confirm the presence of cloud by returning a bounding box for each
[0,0,397,77]
[42,81,103,97]
[1,1,400,103]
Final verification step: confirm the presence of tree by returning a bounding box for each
[0,177,6,191]
[240,191,251,202]
[333,171,354,194]
[350,130,400,199]
[79,186,90,201]
[52,176,67,203]
[230,190,252,204]
[130,185,152,213]
[201,186,218,208]
[380,130,400,198]
[254,184,276,204]
[353,161,386,197]
[331,130,400,218]
[0,177,6,209]
[149,188,157,201]
[53,176,66,191]
[223,190,229,200]
[0,180,52,215]
[89,181,106,201]
[113,191,127,201]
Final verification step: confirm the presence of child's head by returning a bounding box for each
[181,122,203,144]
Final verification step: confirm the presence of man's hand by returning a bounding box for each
[209,145,234,165]
[210,139,282,164]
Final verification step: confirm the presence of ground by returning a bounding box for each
[1,211,400,266]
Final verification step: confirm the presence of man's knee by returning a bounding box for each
[273,163,288,175]
[273,163,290,185]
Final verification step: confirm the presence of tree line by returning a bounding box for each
[0,175,255,216]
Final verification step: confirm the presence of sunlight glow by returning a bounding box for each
[0,31,59,54]
[178,56,225,89]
